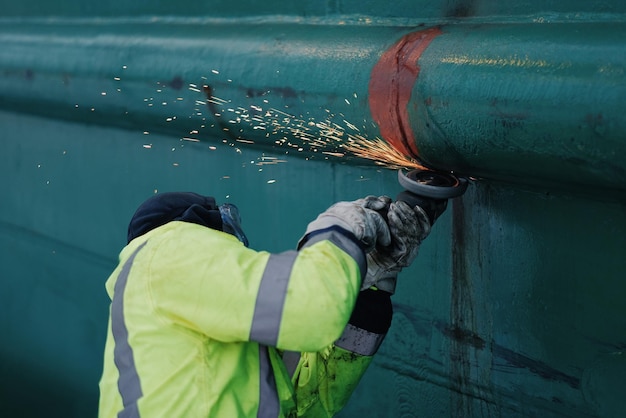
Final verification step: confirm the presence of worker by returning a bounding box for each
[98,191,432,417]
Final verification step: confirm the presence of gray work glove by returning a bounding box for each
[361,201,431,293]
[354,195,392,212]
[300,200,391,252]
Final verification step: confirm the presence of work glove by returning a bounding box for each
[361,201,431,293]
[300,200,391,252]
[355,195,392,212]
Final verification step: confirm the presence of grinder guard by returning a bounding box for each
[396,169,469,225]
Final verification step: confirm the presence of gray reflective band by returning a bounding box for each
[249,251,297,346]
[112,241,147,418]
[257,345,280,418]
[281,350,301,378]
[300,228,366,280]
[334,323,386,356]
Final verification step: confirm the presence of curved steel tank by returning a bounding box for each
[1,1,625,417]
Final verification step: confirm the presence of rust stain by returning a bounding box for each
[450,197,474,415]
[246,86,299,99]
[441,324,486,350]
[203,84,240,141]
[393,302,581,390]
[368,27,443,159]
[168,75,184,90]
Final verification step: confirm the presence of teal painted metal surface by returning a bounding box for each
[401,23,626,192]
[1,1,626,417]
[349,185,626,417]
[0,109,401,417]
[3,0,626,19]
[1,18,625,192]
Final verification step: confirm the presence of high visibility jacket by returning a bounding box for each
[99,221,385,417]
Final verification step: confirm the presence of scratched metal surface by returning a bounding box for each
[1,1,626,417]
[342,182,626,417]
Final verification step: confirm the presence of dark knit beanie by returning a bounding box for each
[127,192,223,243]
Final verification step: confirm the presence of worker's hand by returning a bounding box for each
[361,201,431,294]
[300,200,391,252]
[354,195,392,212]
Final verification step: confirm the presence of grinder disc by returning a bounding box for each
[398,169,468,199]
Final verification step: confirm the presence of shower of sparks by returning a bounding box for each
[343,136,427,170]
[186,86,425,170]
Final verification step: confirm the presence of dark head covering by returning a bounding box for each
[127,192,223,243]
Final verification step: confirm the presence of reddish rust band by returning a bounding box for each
[369,27,443,159]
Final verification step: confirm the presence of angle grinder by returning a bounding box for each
[395,169,469,225]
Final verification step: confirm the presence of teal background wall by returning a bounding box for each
[1,1,625,417]
[0,110,400,417]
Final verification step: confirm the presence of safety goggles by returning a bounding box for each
[218,203,249,247]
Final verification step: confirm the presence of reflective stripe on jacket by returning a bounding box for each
[98,221,366,418]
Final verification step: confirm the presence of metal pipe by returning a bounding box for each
[371,23,626,193]
[1,18,625,192]
[0,19,392,161]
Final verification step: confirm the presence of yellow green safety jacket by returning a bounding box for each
[99,221,388,417]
